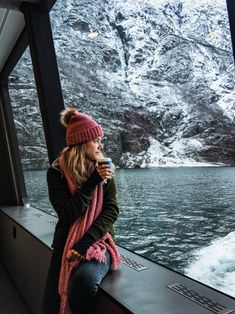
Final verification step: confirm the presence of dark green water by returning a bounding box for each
[24,166,235,294]
[114,167,235,272]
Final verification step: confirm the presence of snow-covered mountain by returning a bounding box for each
[10,0,235,168]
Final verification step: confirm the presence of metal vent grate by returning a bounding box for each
[47,219,57,224]
[168,283,234,314]
[34,212,43,217]
[120,254,148,271]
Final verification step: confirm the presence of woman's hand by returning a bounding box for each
[66,249,83,263]
[96,164,113,181]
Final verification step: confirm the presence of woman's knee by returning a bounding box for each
[68,271,98,313]
[70,270,99,297]
[68,253,111,312]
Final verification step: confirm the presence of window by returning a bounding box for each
[8,48,53,214]
[9,0,235,298]
[48,0,235,297]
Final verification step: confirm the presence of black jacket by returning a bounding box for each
[47,166,119,252]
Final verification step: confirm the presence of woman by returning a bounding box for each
[42,108,121,314]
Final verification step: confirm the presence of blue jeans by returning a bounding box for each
[68,250,111,314]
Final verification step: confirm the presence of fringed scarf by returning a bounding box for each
[58,156,121,314]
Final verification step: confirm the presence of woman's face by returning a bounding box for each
[85,137,104,160]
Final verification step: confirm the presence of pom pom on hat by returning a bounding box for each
[60,107,103,146]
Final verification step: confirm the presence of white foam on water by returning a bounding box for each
[185,231,235,297]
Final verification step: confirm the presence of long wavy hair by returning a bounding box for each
[53,144,104,186]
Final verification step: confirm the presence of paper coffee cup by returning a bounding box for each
[97,158,112,167]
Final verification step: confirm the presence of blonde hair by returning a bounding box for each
[62,145,104,185]
[52,143,104,186]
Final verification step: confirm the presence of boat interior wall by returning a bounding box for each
[0,1,41,10]
[0,206,235,314]
[0,27,28,78]
[0,209,51,314]
[0,260,30,313]
[0,0,57,74]
[0,8,24,72]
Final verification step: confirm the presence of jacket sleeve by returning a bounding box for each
[47,166,96,225]
[86,177,119,241]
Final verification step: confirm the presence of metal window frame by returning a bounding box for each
[20,2,66,163]
[0,0,65,205]
[0,29,28,205]
[226,0,235,63]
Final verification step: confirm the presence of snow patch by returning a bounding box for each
[146,0,226,10]
[120,137,217,168]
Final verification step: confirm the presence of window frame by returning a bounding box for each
[0,0,65,205]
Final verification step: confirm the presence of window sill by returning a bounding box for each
[0,205,235,314]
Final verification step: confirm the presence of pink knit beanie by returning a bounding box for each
[60,108,103,146]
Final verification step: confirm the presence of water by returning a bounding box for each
[24,167,235,297]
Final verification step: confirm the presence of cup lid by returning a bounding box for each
[97,157,112,162]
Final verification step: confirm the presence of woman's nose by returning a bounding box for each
[99,142,104,150]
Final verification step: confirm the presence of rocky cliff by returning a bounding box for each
[10,0,235,168]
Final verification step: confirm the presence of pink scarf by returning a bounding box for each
[58,156,121,314]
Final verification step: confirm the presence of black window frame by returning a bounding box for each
[0,0,65,205]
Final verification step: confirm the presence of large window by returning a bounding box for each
[49,0,235,297]
[9,0,235,298]
[9,48,51,212]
